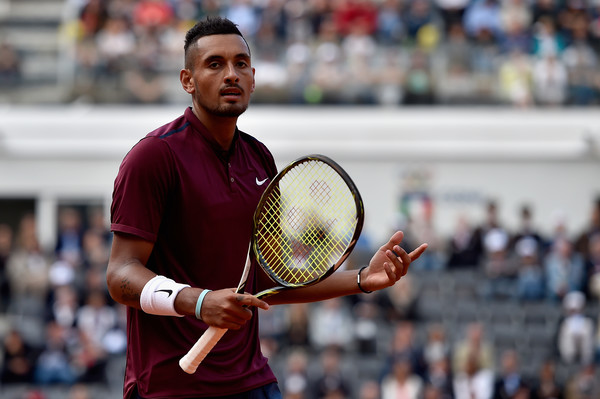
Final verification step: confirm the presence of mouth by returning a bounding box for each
[220,86,243,99]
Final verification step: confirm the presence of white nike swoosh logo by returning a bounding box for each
[256,177,268,186]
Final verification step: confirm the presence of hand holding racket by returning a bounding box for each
[180,154,364,374]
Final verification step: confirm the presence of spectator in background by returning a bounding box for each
[531,0,559,25]
[311,345,352,399]
[425,356,455,399]
[434,0,470,32]
[403,49,436,105]
[574,197,600,262]
[55,207,85,267]
[404,0,440,42]
[585,233,600,301]
[511,204,545,251]
[78,0,108,38]
[463,0,503,41]
[6,214,50,318]
[499,0,532,38]
[309,297,354,351]
[530,359,564,399]
[95,15,137,86]
[437,22,478,104]
[122,23,166,102]
[285,303,310,349]
[376,0,405,45]
[544,237,586,302]
[452,352,494,399]
[340,18,378,104]
[379,272,420,321]
[562,22,598,105]
[0,39,22,87]
[532,16,567,58]
[596,309,600,365]
[423,323,451,368]
[556,291,595,366]
[514,236,546,301]
[446,214,483,268]
[279,348,309,399]
[49,284,79,329]
[333,0,378,38]
[492,349,531,399]
[564,363,600,399]
[352,294,381,355]
[482,227,518,300]
[373,47,405,105]
[452,322,495,375]
[132,0,174,31]
[381,354,424,399]
[0,329,37,384]
[532,50,569,106]
[383,321,427,379]
[34,321,77,385]
[407,200,444,271]
[225,0,260,39]
[258,302,289,357]
[359,379,381,399]
[498,49,533,107]
[75,290,117,352]
[0,223,13,312]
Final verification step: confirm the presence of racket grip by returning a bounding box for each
[179,326,227,374]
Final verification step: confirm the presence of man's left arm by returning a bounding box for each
[262,231,427,305]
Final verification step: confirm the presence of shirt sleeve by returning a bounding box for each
[111,137,175,242]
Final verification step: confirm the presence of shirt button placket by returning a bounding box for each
[228,163,235,185]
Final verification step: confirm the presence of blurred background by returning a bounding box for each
[1,0,600,398]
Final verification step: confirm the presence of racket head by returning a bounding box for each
[252,154,364,289]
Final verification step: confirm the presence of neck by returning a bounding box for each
[192,105,239,151]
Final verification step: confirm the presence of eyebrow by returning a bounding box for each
[204,53,250,62]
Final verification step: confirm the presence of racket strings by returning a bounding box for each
[255,160,359,285]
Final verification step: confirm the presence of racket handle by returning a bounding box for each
[179,326,227,374]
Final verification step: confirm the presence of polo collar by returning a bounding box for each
[184,107,239,161]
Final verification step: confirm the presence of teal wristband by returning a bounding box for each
[195,289,211,320]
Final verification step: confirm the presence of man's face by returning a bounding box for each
[182,34,255,118]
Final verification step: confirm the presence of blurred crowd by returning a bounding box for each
[58,0,600,106]
[0,196,599,398]
[258,197,600,399]
[0,207,124,398]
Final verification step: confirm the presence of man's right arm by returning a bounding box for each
[106,231,269,327]
[106,232,157,309]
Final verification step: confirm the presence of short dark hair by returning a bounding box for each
[184,16,250,69]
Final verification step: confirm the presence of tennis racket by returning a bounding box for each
[179,154,364,374]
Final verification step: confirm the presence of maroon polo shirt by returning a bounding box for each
[111,107,278,398]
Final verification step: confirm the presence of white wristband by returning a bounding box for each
[140,275,190,317]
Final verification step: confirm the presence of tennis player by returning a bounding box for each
[106,16,428,399]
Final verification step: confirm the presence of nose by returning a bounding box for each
[224,63,240,83]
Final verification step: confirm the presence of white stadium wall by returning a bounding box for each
[1,105,599,250]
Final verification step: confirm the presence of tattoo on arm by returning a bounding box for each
[121,277,139,303]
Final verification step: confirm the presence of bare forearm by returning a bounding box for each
[265,269,362,305]
[106,260,156,309]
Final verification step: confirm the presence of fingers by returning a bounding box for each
[234,293,270,311]
[409,243,429,261]
[384,233,428,278]
[386,245,411,277]
[225,294,269,329]
[385,231,404,249]
[202,290,268,330]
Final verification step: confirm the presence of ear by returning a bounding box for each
[180,69,194,94]
[250,67,256,93]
